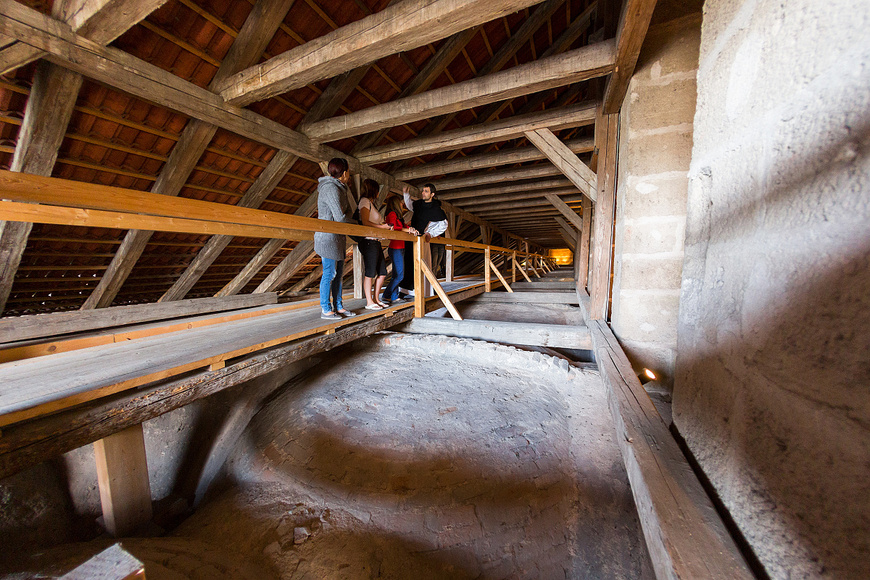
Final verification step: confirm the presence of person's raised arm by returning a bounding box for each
[402,185,415,212]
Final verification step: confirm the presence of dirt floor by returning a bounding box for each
[172,333,653,579]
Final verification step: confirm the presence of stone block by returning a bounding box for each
[621,130,694,176]
[627,78,698,133]
[621,217,685,255]
[636,15,703,79]
[610,292,681,345]
[617,256,685,290]
[619,174,690,219]
[618,340,677,388]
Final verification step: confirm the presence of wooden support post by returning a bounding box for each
[578,195,592,288]
[511,251,517,283]
[352,244,364,299]
[93,424,152,537]
[420,259,462,320]
[488,256,513,292]
[484,246,492,292]
[589,112,619,319]
[413,236,425,317]
[445,246,454,282]
[515,256,532,282]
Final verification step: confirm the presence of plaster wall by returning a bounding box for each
[674,0,870,577]
[611,15,701,389]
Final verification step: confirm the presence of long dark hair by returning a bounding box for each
[385,194,405,220]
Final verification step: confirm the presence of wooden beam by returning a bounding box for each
[589,112,618,319]
[82,0,296,309]
[60,543,145,579]
[545,193,585,230]
[0,0,167,314]
[431,164,564,191]
[215,239,286,296]
[487,256,513,292]
[160,151,300,301]
[351,26,479,152]
[525,127,598,200]
[0,0,168,75]
[588,317,754,579]
[462,191,583,212]
[356,102,598,165]
[0,305,416,480]
[559,229,577,251]
[441,178,574,201]
[603,0,659,114]
[394,138,594,181]
[93,423,152,537]
[420,258,462,320]
[0,2,526,253]
[0,293,276,344]
[304,41,615,141]
[216,0,547,106]
[400,317,591,349]
[408,0,571,141]
[578,195,592,287]
[0,59,81,314]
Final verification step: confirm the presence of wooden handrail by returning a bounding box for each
[0,171,550,259]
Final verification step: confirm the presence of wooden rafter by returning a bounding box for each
[357,102,598,165]
[525,127,598,200]
[303,40,614,142]
[216,0,550,106]
[80,0,295,309]
[602,0,659,113]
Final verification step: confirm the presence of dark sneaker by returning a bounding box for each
[337,309,358,317]
[321,311,342,320]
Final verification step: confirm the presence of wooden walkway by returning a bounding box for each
[0,280,487,430]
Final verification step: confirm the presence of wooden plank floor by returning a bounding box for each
[0,280,485,428]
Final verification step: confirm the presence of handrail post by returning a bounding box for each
[484,246,491,292]
[511,251,516,283]
[445,244,454,282]
[414,236,425,317]
[352,244,363,299]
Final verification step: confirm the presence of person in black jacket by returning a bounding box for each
[398,183,448,298]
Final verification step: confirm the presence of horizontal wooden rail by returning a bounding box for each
[0,172,549,259]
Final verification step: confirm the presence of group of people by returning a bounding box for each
[314,157,448,320]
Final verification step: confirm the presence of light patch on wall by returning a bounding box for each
[726,32,763,120]
[635,182,659,195]
[640,323,656,332]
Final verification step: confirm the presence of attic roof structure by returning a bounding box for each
[0,0,868,578]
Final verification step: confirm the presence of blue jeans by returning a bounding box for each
[382,247,404,301]
[320,258,344,313]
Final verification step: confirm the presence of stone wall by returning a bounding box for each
[674,0,870,577]
[611,14,701,390]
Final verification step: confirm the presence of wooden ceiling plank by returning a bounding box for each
[80,0,295,309]
[350,26,479,153]
[304,40,614,141]
[602,0,658,114]
[160,150,300,302]
[216,0,551,106]
[357,101,597,165]
[0,0,169,315]
[525,127,597,200]
[470,1,596,127]
[411,0,568,141]
[395,137,592,181]
[431,163,564,190]
[442,179,575,201]
[0,0,169,75]
[0,0,529,254]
